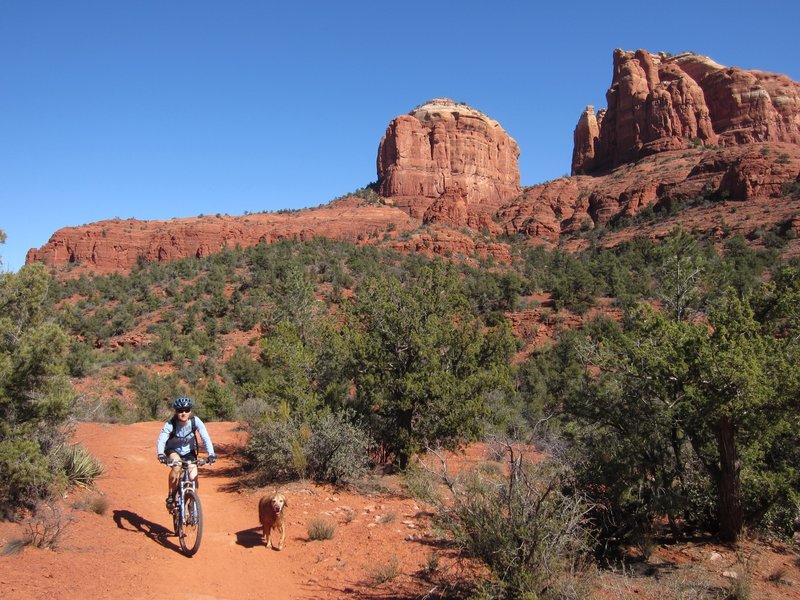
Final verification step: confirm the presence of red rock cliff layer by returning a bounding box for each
[377,98,521,226]
[573,49,800,174]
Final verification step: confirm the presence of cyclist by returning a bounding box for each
[156,397,216,511]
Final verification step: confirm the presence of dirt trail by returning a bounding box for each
[0,422,435,599]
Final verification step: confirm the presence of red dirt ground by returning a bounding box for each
[1,422,798,599]
[0,422,448,599]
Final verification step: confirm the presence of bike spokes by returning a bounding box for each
[177,489,203,556]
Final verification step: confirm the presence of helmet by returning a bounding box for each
[172,397,194,411]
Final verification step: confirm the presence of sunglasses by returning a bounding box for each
[176,408,191,413]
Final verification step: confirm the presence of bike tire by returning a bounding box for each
[178,489,203,556]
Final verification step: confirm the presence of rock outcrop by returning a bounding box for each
[377,98,521,225]
[509,142,800,246]
[25,199,419,273]
[573,49,800,174]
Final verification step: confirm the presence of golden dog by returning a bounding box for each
[258,493,287,550]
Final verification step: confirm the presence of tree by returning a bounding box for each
[561,290,799,542]
[0,261,74,511]
[350,262,514,468]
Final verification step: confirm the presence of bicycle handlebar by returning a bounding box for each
[165,458,209,468]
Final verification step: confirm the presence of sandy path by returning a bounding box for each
[0,422,339,599]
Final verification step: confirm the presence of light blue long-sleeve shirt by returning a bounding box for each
[156,416,215,457]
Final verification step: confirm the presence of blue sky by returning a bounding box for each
[2,0,799,272]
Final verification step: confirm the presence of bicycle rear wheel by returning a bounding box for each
[178,489,203,556]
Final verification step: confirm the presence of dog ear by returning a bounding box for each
[282,496,288,507]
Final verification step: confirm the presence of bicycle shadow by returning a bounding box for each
[113,509,182,554]
[235,526,266,549]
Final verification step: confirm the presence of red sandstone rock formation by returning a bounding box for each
[573,49,800,174]
[377,98,521,226]
[26,65,800,276]
[26,198,419,273]
[501,143,800,246]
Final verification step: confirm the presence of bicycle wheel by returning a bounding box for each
[178,489,203,556]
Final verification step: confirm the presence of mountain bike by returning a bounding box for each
[166,457,207,556]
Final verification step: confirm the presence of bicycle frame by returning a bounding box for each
[166,457,207,556]
[173,458,204,509]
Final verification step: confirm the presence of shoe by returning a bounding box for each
[165,496,175,511]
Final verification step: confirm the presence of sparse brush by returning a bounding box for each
[2,538,28,555]
[25,503,72,550]
[307,516,336,541]
[424,552,440,575]
[766,567,790,586]
[402,462,441,504]
[61,444,105,488]
[341,508,356,523]
[378,511,396,524]
[438,453,596,599]
[369,556,400,584]
[71,494,110,515]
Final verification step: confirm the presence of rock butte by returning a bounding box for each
[27,51,800,274]
[572,49,800,174]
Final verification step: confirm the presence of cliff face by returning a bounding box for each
[505,143,800,246]
[377,98,521,226]
[25,200,420,272]
[573,49,800,174]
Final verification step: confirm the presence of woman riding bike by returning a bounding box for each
[156,397,216,510]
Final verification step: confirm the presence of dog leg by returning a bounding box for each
[277,523,285,550]
[262,523,271,548]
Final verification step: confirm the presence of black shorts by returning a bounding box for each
[167,449,197,461]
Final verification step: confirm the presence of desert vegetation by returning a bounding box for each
[2,224,799,597]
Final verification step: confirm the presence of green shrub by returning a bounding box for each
[245,415,301,482]
[305,410,372,484]
[0,436,55,513]
[402,462,441,503]
[199,381,237,421]
[246,409,372,484]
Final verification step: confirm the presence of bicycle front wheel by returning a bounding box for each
[178,489,203,556]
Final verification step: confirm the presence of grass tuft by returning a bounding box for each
[307,516,336,541]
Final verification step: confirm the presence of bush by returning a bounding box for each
[368,556,400,584]
[305,410,372,484]
[245,409,372,485]
[71,493,110,515]
[306,516,336,540]
[438,454,595,599]
[24,502,72,550]
[246,415,303,482]
[402,462,441,503]
[0,436,55,514]
[199,381,237,421]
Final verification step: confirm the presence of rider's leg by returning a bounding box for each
[167,451,181,500]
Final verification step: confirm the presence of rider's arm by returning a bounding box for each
[156,420,173,456]
[194,418,215,457]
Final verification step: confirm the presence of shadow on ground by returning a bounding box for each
[113,509,182,555]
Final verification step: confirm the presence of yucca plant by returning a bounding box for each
[61,444,105,488]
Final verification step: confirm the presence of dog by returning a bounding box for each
[258,492,287,550]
